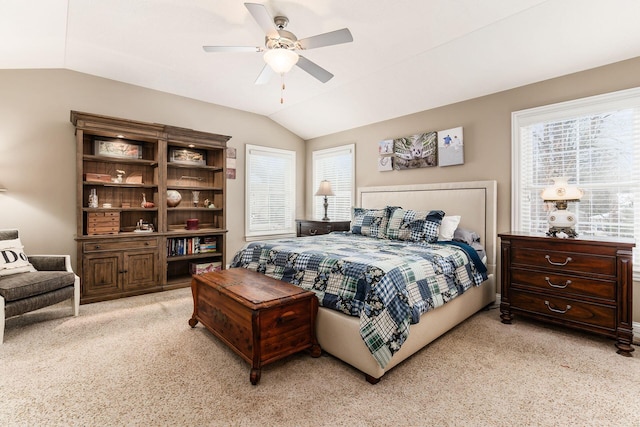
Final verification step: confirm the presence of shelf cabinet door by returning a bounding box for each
[83,253,122,298]
[123,251,158,290]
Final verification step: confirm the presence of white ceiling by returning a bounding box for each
[2,0,640,140]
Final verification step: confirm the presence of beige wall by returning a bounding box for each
[1,58,640,324]
[305,56,640,323]
[0,69,305,269]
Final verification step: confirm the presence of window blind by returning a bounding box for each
[312,144,355,221]
[513,87,640,276]
[245,145,296,237]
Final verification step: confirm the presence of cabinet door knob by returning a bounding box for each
[545,255,572,266]
[544,277,572,289]
[544,300,572,314]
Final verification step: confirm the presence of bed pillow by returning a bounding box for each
[453,227,480,245]
[386,209,445,242]
[351,208,388,238]
[0,238,37,276]
[438,215,461,241]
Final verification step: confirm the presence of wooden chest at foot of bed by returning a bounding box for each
[189,268,321,385]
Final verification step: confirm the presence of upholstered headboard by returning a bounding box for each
[357,181,497,277]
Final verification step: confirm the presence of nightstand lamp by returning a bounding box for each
[540,177,583,238]
[315,180,335,221]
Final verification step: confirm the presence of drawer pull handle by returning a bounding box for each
[277,310,298,324]
[545,255,572,266]
[309,229,317,236]
[544,277,572,289]
[94,245,101,249]
[544,300,572,314]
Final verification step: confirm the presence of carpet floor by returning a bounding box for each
[1,287,639,426]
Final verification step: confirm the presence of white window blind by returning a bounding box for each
[312,144,355,221]
[245,144,296,238]
[512,87,640,276]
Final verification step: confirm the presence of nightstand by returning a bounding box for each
[296,219,351,237]
[499,232,635,356]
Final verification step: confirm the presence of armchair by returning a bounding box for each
[0,229,80,344]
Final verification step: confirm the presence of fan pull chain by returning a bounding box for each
[280,74,286,104]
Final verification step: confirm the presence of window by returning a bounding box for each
[245,144,296,239]
[312,144,355,221]
[512,87,640,276]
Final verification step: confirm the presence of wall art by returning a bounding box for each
[226,146,236,179]
[378,139,394,171]
[437,127,464,166]
[393,132,437,170]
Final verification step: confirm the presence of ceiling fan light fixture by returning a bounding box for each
[263,48,299,74]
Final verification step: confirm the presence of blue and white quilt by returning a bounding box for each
[230,232,488,368]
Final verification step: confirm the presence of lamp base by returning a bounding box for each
[546,226,578,238]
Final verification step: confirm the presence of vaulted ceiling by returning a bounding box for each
[2,0,640,139]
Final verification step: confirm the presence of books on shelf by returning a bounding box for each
[167,236,217,257]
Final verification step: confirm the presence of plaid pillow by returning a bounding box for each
[386,209,445,242]
[351,207,396,239]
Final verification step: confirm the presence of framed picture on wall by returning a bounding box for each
[437,127,464,167]
[393,132,437,170]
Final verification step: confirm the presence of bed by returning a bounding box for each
[231,181,497,383]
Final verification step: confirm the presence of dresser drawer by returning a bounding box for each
[83,238,158,253]
[296,220,351,237]
[298,222,332,236]
[510,289,616,331]
[511,247,616,277]
[510,268,615,301]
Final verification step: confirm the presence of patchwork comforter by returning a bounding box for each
[230,232,488,368]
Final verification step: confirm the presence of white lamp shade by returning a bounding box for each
[263,48,299,74]
[540,177,583,201]
[315,180,335,196]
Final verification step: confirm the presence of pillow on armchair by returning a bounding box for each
[0,238,37,276]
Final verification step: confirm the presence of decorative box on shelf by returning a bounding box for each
[83,173,112,183]
[190,261,222,275]
[86,212,120,235]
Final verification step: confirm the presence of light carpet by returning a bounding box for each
[1,288,639,427]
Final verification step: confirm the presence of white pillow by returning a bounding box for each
[0,238,37,276]
[438,215,461,241]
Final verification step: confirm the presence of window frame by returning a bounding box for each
[511,86,640,278]
[245,144,296,240]
[311,144,355,222]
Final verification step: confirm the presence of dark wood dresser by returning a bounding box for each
[296,219,351,237]
[499,232,635,356]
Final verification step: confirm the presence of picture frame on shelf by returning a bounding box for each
[94,139,142,159]
[169,147,206,165]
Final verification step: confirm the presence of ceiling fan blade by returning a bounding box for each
[244,2,278,38]
[203,46,262,53]
[298,28,353,50]
[254,64,274,85]
[296,56,333,83]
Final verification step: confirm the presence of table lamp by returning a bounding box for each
[540,177,583,237]
[315,180,335,221]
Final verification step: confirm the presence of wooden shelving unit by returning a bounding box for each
[72,111,230,304]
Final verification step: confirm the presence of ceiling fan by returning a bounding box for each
[203,2,353,84]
